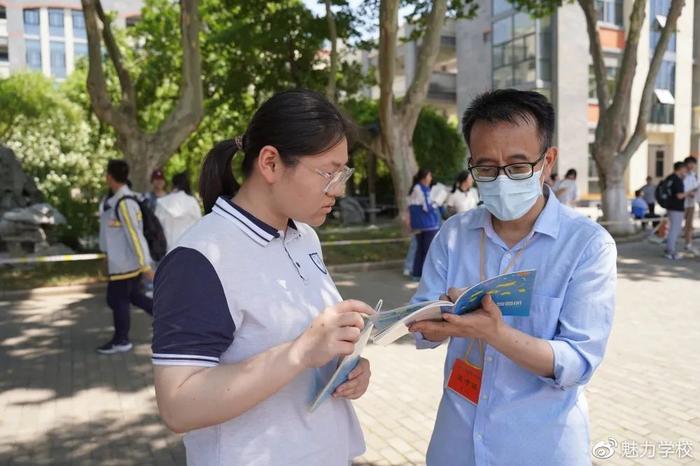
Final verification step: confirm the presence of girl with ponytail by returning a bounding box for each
[152,90,374,465]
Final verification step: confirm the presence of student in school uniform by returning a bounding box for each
[151,90,375,466]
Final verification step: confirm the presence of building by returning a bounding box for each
[359,19,459,120]
[455,0,695,199]
[0,0,141,79]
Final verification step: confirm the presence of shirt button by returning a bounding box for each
[476,434,483,441]
[482,394,488,400]
[485,356,493,362]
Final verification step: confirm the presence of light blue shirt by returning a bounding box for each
[412,190,617,466]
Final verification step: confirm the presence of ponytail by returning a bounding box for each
[199,139,242,214]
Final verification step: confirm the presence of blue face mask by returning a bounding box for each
[478,169,543,221]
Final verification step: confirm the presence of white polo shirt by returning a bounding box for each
[152,196,365,466]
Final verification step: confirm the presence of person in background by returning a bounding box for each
[664,162,690,260]
[408,169,441,278]
[446,170,479,216]
[631,189,649,227]
[430,180,451,219]
[682,156,698,254]
[154,172,202,253]
[554,168,578,207]
[144,169,168,213]
[640,176,657,216]
[98,159,154,354]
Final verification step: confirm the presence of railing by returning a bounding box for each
[650,103,674,125]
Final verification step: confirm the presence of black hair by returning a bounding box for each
[684,156,697,165]
[674,161,686,171]
[172,172,191,195]
[410,168,431,195]
[451,170,471,193]
[635,189,642,197]
[461,89,555,154]
[565,168,577,179]
[199,89,353,213]
[107,159,129,184]
[550,173,558,182]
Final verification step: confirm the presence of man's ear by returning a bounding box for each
[544,147,558,179]
[256,145,283,185]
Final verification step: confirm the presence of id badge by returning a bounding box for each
[447,358,483,405]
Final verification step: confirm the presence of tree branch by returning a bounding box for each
[80,0,134,134]
[578,0,609,112]
[620,0,685,163]
[94,0,137,117]
[151,0,204,164]
[325,0,338,102]
[399,0,448,131]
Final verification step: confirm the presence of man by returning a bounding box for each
[682,156,698,254]
[664,161,690,260]
[408,89,617,465]
[98,159,154,354]
[640,176,657,215]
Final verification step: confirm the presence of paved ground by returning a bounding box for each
[1,239,699,465]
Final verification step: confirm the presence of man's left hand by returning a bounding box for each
[333,357,371,400]
[408,294,506,344]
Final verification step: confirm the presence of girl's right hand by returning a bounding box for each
[292,300,375,369]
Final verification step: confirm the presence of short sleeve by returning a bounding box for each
[151,247,235,367]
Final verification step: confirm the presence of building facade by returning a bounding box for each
[0,0,141,79]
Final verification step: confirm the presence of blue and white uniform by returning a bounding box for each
[152,196,365,466]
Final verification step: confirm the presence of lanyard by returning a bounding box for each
[479,229,532,282]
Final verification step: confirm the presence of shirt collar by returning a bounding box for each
[466,185,560,240]
[212,196,300,246]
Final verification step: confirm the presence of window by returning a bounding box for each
[72,11,86,39]
[0,38,8,62]
[49,8,64,37]
[74,41,88,61]
[50,41,66,78]
[655,150,665,177]
[655,60,675,90]
[25,39,41,70]
[650,15,676,52]
[24,9,40,36]
[492,11,543,89]
[588,65,618,100]
[596,0,623,26]
[493,0,512,15]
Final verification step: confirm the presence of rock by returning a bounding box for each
[0,145,44,217]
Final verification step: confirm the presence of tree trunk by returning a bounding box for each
[385,125,418,216]
[325,0,338,102]
[598,152,635,235]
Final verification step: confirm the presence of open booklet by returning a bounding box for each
[308,302,381,413]
[370,269,536,346]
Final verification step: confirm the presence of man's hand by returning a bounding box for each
[143,269,156,282]
[408,293,506,344]
[333,357,371,400]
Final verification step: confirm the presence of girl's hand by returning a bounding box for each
[333,358,371,400]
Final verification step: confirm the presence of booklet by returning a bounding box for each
[370,270,536,346]
[309,301,382,413]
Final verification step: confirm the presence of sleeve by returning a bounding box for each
[410,224,451,349]
[152,247,235,367]
[408,185,425,209]
[118,197,152,270]
[538,233,617,390]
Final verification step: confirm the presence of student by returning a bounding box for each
[97,159,154,354]
[151,90,375,465]
[408,169,441,278]
[664,161,690,260]
[154,172,202,253]
[631,189,649,220]
[144,169,168,213]
[682,156,698,254]
[554,168,578,207]
[408,89,617,466]
[446,170,479,216]
[640,176,657,215]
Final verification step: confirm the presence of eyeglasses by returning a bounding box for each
[468,152,547,182]
[298,160,355,194]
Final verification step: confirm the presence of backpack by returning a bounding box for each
[654,175,675,209]
[115,195,168,261]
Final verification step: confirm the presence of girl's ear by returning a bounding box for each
[257,145,283,185]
